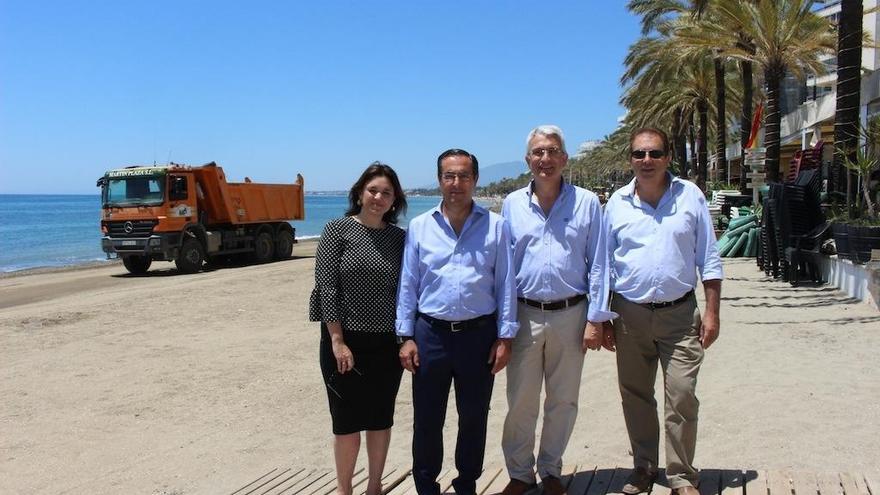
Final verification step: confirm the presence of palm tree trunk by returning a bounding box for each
[672,107,682,176]
[764,66,784,182]
[739,60,753,193]
[833,0,863,212]
[674,108,689,178]
[698,98,709,191]
[688,113,697,180]
[714,56,728,183]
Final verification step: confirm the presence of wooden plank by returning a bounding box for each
[848,473,871,495]
[347,468,373,495]
[790,471,818,495]
[256,468,310,495]
[380,468,412,495]
[275,469,334,495]
[863,472,880,495]
[388,469,418,495]
[815,473,842,495]
[608,467,633,495]
[766,470,792,495]
[437,469,457,494]
[585,468,616,495]
[840,473,860,495]
[480,467,515,495]
[230,468,284,495]
[568,466,597,495]
[300,469,344,495]
[560,465,578,491]
[476,468,504,495]
[720,470,745,495]
[746,470,769,495]
[241,468,294,495]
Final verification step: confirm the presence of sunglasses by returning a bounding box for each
[631,149,666,159]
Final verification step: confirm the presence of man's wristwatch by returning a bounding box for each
[396,336,413,345]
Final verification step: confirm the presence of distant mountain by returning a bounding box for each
[419,160,527,189]
[478,161,528,185]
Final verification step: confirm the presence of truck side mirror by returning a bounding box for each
[170,176,188,201]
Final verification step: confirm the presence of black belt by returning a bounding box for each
[518,294,586,311]
[417,312,495,332]
[631,290,694,310]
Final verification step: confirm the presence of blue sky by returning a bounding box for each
[0,1,642,193]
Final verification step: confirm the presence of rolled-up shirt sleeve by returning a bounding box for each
[309,221,343,322]
[585,197,618,322]
[695,194,724,281]
[395,225,421,336]
[494,219,519,338]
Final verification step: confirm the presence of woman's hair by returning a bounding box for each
[345,161,408,224]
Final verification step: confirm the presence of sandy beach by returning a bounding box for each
[1,243,879,495]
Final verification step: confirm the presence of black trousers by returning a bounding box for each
[411,314,497,495]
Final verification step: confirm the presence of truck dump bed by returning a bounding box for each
[193,163,305,225]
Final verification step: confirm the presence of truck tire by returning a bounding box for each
[274,230,294,260]
[176,238,204,274]
[253,231,274,263]
[122,255,152,274]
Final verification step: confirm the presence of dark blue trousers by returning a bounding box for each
[412,314,497,495]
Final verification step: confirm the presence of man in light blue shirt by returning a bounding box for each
[603,128,722,495]
[499,125,616,495]
[396,148,518,495]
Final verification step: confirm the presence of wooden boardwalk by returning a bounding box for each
[229,466,878,495]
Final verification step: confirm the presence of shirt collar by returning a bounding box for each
[526,178,570,200]
[430,200,487,218]
[619,172,680,198]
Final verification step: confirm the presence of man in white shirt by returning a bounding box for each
[603,127,723,495]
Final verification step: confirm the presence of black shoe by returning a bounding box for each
[621,467,658,495]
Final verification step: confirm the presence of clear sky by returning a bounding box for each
[0,1,642,194]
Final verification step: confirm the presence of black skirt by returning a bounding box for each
[319,324,404,435]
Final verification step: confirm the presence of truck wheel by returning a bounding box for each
[253,231,274,263]
[274,230,294,260]
[122,255,152,274]
[176,238,204,273]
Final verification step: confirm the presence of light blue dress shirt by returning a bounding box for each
[502,181,616,322]
[395,202,519,338]
[605,173,724,304]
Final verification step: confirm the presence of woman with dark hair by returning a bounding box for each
[309,162,407,495]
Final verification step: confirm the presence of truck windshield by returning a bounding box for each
[103,176,165,207]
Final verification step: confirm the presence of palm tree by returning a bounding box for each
[621,21,717,189]
[833,0,863,211]
[677,0,835,182]
[628,0,732,183]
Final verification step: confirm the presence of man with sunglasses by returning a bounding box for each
[603,128,723,495]
[499,125,615,495]
[397,148,518,495]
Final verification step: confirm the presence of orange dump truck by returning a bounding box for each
[97,162,305,274]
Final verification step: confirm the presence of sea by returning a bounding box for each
[0,194,445,273]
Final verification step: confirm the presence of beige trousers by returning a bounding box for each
[611,294,704,489]
[502,300,587,483]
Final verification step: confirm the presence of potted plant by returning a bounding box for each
[836,120,880,263]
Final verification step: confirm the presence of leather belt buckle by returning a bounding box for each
[449,321,464,332]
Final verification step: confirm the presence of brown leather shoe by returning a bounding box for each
[501,478,537,495]
[672,486,699,495]
[542,476,566,495]
[621,467,658,495]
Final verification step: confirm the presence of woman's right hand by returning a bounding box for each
[331,339,354,374]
